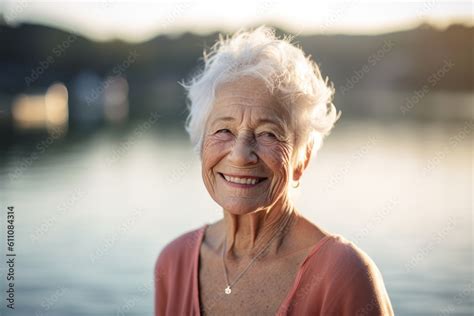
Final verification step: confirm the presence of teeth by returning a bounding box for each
[223,174,259,185]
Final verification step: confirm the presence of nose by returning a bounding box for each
[227,132,258,166]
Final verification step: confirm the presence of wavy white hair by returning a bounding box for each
[181,26,341,166]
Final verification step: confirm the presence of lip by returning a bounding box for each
[217,172,268,189]
[220,173,266,179]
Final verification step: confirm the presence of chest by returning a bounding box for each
[198,245,309,315]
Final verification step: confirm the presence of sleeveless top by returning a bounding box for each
[155,224,394,315]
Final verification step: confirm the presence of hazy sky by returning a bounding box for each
[1,0,472,42]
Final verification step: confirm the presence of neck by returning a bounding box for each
[222,197,299,259]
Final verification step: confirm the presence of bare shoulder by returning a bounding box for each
[287,213,330,249]
[324,235,379,271]
[289,215,386,285]
[318,234,390,294]
[313,235,394,314]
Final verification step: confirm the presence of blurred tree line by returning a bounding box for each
[0,21,472,141]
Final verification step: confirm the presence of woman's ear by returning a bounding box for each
[293,139,314,181]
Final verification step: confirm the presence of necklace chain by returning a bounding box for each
[221,211,293,294]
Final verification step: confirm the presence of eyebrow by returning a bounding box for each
[256,118,285,127]
[210,116,287,131]
[211,116,235,123]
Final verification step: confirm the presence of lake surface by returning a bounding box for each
[0,119,472,315]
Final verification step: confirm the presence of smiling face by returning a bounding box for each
[201,77,300,215]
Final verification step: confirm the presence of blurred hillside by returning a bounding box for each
[0,22,472,144]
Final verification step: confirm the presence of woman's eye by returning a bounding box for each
[216,129,232,134]
[259,132,277,138]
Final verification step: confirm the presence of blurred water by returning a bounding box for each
[0,119,472,316]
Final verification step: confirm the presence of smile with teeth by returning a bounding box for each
[219,173,266,185]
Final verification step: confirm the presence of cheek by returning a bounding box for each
[259,142,294,180]
[201,137,230,177]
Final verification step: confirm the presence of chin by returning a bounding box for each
[218,200,263,215]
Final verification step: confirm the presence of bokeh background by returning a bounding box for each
[0,1,472,315]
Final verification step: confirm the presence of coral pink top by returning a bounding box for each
[155,224,394,315]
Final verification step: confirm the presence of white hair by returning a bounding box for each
[181,26,341,166]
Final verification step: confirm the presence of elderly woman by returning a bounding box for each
[155,26,394,315]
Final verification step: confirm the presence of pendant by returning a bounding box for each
[224,286,232,294]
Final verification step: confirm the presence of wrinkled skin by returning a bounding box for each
[201,76,302,217]
[198,76,325,315]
